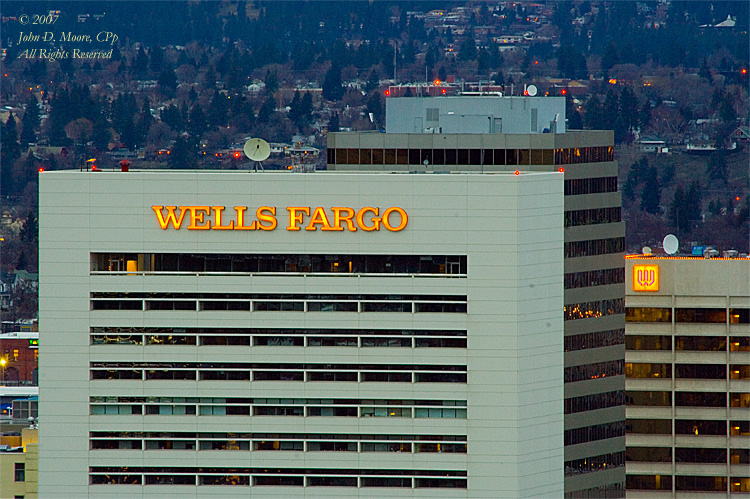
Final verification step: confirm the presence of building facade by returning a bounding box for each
[39,170,565,497]
[328,96,626,498]
[625,256,750,496]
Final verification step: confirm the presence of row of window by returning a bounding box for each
[626,419,749,436]
[564,390,624,414]
[564,237,625,258]
[564,267,624,289]
[565,207,621,228]
[626,447,749,464]
[626,391,750,408]
[92,253,466,275]
[564,176,618,196]
[627,475,750,493]
[564,483,625,499]
[90,467,467,488]
[626,307,750,324]
[92,404,468,418]
[626,363,749,379]
[90,396,465,406]
[564,329,625,352]
[564,451,625,477]
[90,327,466,348]
[89,396,468,419]
[565,359,624,383]
[563,298,625,321]
[326,146,614,167]
[564,421,625,446]
[90,362,467,383]
[90,292,467,313]
[90,434,467,453]
[626,335,750,351]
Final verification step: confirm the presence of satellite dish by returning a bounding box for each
[244,138,271,161]
[526,84,538,97]
[642,246,652,255]
[663,234,679,255]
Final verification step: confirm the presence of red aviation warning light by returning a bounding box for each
[38,167,44,173]
[434,79,441,85]
[384,89,390,96]
[559,167,565,172]
[234,151,241,159]
[561,89,567,95]
[514,170,520,175]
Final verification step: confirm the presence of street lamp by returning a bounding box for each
[0,357,6,383]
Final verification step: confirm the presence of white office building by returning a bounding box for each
[39,170,565,497]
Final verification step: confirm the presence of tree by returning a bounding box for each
[257,96,276,123]
[158,66,178,97]
[602,41,620,74]
[705,153,728,185]
[322,63,344,101]
[669,185,689,232]
[264,70,279,94]
[457,39,477,62]
[640,166,661,214]
[168,135,198,169]
[21,96,39,146]
[328,112,340,133]
[1,113,21,190]
[366,92,384,128]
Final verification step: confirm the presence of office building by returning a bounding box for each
[39,169,566,497]
[328,96,626,498]
[625,256,750,496]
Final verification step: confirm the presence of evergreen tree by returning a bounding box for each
[161,105,184,133]
[158,66,178,97]
[639,166,661,214]
[322,63,344,101]
[670,185,688,232]
[21,96,40,146]
[257,96,276,123]
[264,70,279,94]
[1,114,21,191]
[188,104,208,137]
[457,39,477,62]
[705,153,728,185]
[602,41,620,74]
[366,92,384,127]
[168,135,198,169]
[328,112,340,133]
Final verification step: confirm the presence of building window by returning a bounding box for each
[625,307,671,322]
[564,329,625,351]
[564,267,624,289]
[676,336,726,351]
[676,392,726,407]
[675,447,727,463]
[626,391,671,406]
[675,364,726,379]
[626,475,672,490]
[626,419,671,434]
[625,363,670,379]
[675,308,726,323]
[675,420,726,435]
[625,335,670,350]
[626,447,671,462]
[14,463,25,482]
[564,451,625,476]
[564,237,625,258]
[564,298,624,321]
[675,476,727,492]
[730,309,750,323]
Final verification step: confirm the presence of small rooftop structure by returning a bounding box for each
[385,96,566,134]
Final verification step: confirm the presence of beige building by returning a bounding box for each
[0,428,38,499]
[625,256,750,497]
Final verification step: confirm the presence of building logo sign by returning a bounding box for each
[152,206,408,232]
[633,264,659,292]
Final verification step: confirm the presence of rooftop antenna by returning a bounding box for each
[244,138,270,172]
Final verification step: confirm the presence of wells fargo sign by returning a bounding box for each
[152,206,408,232]
[633,264,659,292]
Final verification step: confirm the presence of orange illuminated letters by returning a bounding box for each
[152,205,407,233]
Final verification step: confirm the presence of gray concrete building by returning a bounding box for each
[39,170,566,497]
[327,96,626,498]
